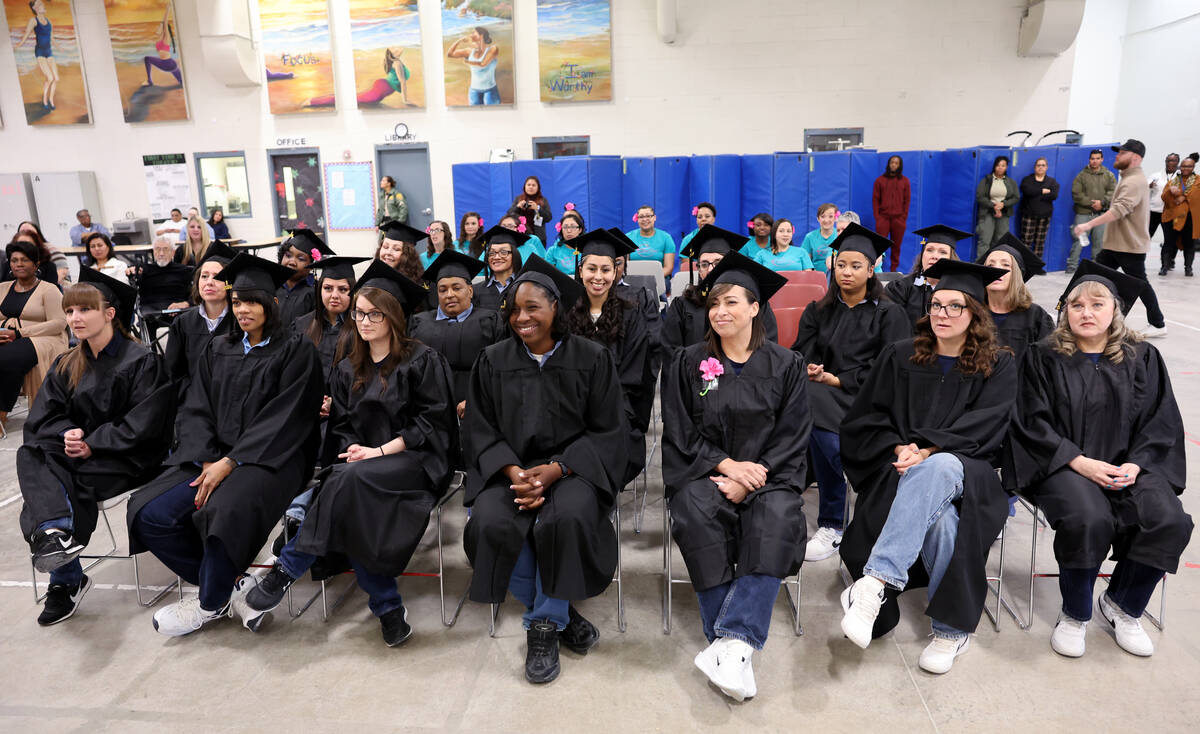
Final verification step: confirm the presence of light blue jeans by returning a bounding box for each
[469,86,501,105]
[863,453,969,639]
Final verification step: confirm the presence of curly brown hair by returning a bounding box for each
[911,294,1002,376]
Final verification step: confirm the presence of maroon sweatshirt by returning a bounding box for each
[873,174,911,220]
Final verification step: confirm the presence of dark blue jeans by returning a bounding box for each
[1059,559,1164,621]
[810,428,847,530]
[696,573,782,650]
[37,512,84,587]
[129,478,240,611]
[509,538,570,631]
[278,539,403,618]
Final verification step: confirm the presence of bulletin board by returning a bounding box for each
[322,161,376,230]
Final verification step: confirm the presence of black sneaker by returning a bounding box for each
[559,606,599,655]
[38,575,92,626]
[525,621,561,684]
[380,605,413,647]
[245,563,296,612]
[31,529,85,573]
[271,516,302,557]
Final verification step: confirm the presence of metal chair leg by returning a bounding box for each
[613,501,625,633]
[489,602,499,637]
[662,500,673,634]
[132,554,179,607]
[782,566,803,636]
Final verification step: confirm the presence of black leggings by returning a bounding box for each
[1161,213,1195,270]
[0,338,37,411]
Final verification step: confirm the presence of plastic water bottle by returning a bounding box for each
[1079,230,1090,248]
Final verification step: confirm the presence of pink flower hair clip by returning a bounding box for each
[517,223,527,233]
[746,220,756,230]
[632,213,639,223]
[699,357,724,396]
[310,248,322,262]
[563,202,576,212]
[425,225,433,234]
[691,206,699,216]
[555,221,562,233]
[478,218,484,229]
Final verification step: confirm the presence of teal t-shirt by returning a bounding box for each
[419,243,468,270]
[544,240,581,275]
[754,245,814,272]
[738,237,772,259]
[799,229,838,272]
[519,235,547,265]
[624,228,676,263]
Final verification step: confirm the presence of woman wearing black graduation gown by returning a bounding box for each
[410,250,506,419]
[793,224,909,564]
[838,260,1015,676]
[978,233,1054,362]
[164,241,236,395]
[565,229,653,486]
[290,256,366,382]
[472,225,529,312]
[463,255,627,685]
[662,251,811,702]
[1013,260,1192,659]
[662,225,778,352]
[884,225,970,332]
[20,269,175,626]
[276,230,334,329]
[128,254,323,637]
[244,261,457,645]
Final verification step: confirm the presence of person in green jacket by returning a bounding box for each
[377,175,409,243]
[975,155,1019,258]
[1067,149,1117,272]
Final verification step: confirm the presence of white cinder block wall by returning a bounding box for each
[0,0,1122,256]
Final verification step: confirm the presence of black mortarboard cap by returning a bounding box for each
[606,228,639,252]
[77,266,136,328]
[1058,259,1144,316]
[977,232,1046,280]
[700,250,788,302]
[922,260,1007,303]
[200,239,238,265]
[353,259,428,315]
[913,224,973,247]
[505,254,583,312]
[574,228,638,261]
[310,255,368,284]
[830,222,892,262]
[381,221,426,245]
[482,224,531,248]
[681,224,744,258]
[217,253,295,295]
[284,229,335,258]
[422,250,485,285]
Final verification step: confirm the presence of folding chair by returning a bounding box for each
[661,502,803,637]
[782,270,830,288]
[31,489,181,608]
[772,307,804,347]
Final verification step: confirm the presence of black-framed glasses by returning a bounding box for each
[928,303,965,317]
[488,248,513,258]
[351,309,385,323]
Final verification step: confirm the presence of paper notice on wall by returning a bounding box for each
[342,188,356,207]
[331,170,344,188]
[142,153,191,222]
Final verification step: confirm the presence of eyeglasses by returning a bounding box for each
[350,309,385,323]
[697,260,718,272]
[489,249,513,258]
[928,302,965,317]
[561,224,582,232]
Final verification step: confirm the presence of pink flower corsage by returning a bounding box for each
[564,202,576,211]
[699,357,724,396]
[310,248,322,262]
[691,206,699,216]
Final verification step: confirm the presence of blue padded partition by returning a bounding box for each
[772,153,809,233]
[587,156,624,232]
[451,162,490,226]
[848,150,881,230]
[654,156,691,241]
[740,155,773,223]
[687,156,713,216]
[712,154,743,232]
[511,159,557,232]
[938,148,982,259]
[914,150,944,269]
[873,150,924,269]
[552,156,591,231]
[485,162,513,230]
[622,157,655,227]
[806,152,852,223]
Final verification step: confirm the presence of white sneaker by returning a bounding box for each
[805,527,844,561]
[694,637,754,701]
[229,574,269,632]
[1098,594,1154,657]
[840,576,886,649]
[1050,615,1087,658]
[1142,325,1168,339]
[919,634,970,674]
[152,597,231,637]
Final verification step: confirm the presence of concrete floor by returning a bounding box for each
[2,270,1200,733]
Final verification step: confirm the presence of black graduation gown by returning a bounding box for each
[137,262,194,310]
[291,311,346,383]
[885,273,932,333]
[291,346,457,576]
[661,341,812,590]
[128,333,324,570]
[462,335,627,603]
[792,296,910,433]
[1011,341,1191,571]
[991,304,1053,364]
[409,306,507,403]
[839,341,1016,635]
[615,280,663,370]
[18,339,175,545]
[471,279,509,312]
[165,306,231,397]
[276,277,316,331]
[661,293,779,353]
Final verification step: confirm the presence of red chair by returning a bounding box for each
[773,306,805,347]
[770,283,825,311]
[783,270,829,287]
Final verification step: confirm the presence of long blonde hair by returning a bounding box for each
[179,215,212,265]
[1051,280,1142,364]
[55,284,136,389]
[986,250,1033,311]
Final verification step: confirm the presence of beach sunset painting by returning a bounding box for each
[103,0,189,123]
[441,0,514,107]
[536,0,611,103]
[3,0,92,125]
[259,0,336,115]
[347,0,424,109]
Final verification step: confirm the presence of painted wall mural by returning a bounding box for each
[441,0,513,107]
[536,0,611,103]
[3,0,92,125]
[103,0,189,123]
[346,0,424,109]
[259,0,336,114]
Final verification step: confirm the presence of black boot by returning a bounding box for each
[1159,267,1169,276]
[559,605,600,655]
[525,621,561,684]
[1187,267,1194,277]
[380,605,413,647]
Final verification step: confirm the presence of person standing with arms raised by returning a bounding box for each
[1074,140,1167,338]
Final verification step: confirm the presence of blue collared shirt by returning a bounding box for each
[202,305,228,333]
[436,303,474,322]
[242,333,271,355]
[523,338,562,368]
[484,275,512,295]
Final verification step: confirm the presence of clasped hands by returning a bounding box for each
[62,428,92,459]
[711,458,767,504]
[505,463,565,511]
[806,363,840,387]
[893,443,932,476]
[1070,455,1140,491]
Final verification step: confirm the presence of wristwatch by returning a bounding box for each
[555,460,570,477]
[222,456,238,469]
